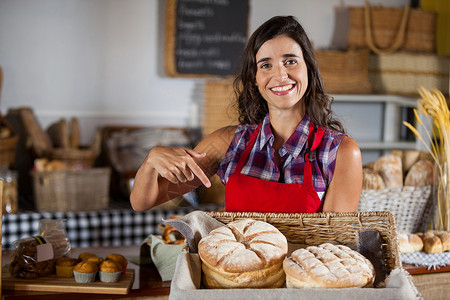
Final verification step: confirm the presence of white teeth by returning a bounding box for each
[271,84,293,92]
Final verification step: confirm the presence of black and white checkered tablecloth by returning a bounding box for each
[1,204,221,250]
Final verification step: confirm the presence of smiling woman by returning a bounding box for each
[130,16,362,214]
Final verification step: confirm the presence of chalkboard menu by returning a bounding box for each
[165,0,250,77]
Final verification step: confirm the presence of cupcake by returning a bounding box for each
[86,256,104,267]
[73,261,98,283]
[99,260,123,283]
[56,256,79,278]
[105,254,128,274]
[78,252,97,261]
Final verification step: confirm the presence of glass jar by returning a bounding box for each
[1,169,18,214]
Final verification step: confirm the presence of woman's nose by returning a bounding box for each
[274,64,288,81]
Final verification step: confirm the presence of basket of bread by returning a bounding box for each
[359,150,434,233]
[167,211,421,299]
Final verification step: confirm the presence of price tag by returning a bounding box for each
[34,236,54,262]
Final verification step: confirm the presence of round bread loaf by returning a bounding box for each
[283,243,375,288]
[404,160,434,186]
[374,154,403,188]
[362,168,385,190]
[198,219,288,289]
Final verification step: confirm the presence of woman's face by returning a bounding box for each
[255,35,308,114]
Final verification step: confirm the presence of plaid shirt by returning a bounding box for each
[217,114,346,201]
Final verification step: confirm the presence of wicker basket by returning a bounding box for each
[368,52,450,96]
[206,211,401,275]
[347,4,436,53]
[43,147,98,168]
[315,49,371,94]
[31,167,111,212]
[359,186,433,233]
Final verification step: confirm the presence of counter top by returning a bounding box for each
[1,245,170,299]
[3,245,450,300]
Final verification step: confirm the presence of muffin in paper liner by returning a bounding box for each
[99,270,122,283]
[73,270,97,283]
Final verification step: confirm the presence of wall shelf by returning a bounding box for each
[331,94,420,160]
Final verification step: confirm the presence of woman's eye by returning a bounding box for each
[285,59,297,65]
[260,63,271,69]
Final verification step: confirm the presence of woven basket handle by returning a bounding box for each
[364,1,410,55]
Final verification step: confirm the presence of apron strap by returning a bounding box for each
[303,123,325,187]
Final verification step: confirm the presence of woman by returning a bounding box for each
[130,16,362,213]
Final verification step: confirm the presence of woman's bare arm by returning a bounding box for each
[322,136,362,212]
[130,126,236,211]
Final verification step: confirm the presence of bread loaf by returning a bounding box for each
[374,154,403,188]
[423,232,443,254]
[402,150,421,174]
[283,243,375,288]
[362,168,385,190]
[198,219,288,289]
[398,232,423,253]
[404,160,434,186]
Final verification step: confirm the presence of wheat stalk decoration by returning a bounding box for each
[403,87,450,231]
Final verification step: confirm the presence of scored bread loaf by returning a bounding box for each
[374,154,403,188]
[398,232,424,253]
[283,243,375,288]
[362,168,385,190]
[198,219,288,289]
[404,160,434,186]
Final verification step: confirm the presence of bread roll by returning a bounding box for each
[362,168,385,190]
[429,231,450,252]
[374,154,403,188]
[283,243,375,288]
[404,160,434,186]
[398,232,423,253]
[198,219,288,289]
[423,232,443,254]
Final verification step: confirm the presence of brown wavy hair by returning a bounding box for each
[233,15,345,133]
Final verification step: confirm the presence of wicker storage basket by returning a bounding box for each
[43,147,98,168]
[368,52,450,96]
[348,4,436,53]
[31,167,111,212]
[315,49,371,94]
[206,211,401,275]
[359,186,433,233]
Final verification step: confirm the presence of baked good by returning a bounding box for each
[78,252,97,261]
[56,256,79,277]
[99,260,123,283]
[362,168,385,190]
[374,154,403,188]
[404,160,434,186]
[105,254,128,274]
[422,232,443,254]
[283,243,375,288]
[198,218,288,289]
[9,237,56,279]
[433,231,450,252]
[398,232,423,253]
[86,256,104,266]
[73,261,98,283]
[402,150,420,174]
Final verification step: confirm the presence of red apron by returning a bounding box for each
[225,121,325,213]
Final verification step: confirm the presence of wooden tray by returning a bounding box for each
[2,266,134,295]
